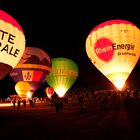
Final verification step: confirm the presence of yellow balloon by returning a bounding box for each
[86,19,140,90]
[15,81,31,98]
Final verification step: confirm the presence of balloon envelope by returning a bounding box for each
[0,10,25,79]
[46,57,79,97]
[10,47,51,92]
[45,87,54,98]
[86,19,140,90]
[15,81,31,99]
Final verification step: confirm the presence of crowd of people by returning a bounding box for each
[4,87,140,115]
[11,97,37,109]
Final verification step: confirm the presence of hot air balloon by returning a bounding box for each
[45,87,54,98]
[46,57,79,97]
[86,19,140,90]
[10,47,52,95]
[0,10,25,79]
[15,81,31,99]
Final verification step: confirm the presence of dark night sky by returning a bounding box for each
[0,1,140,97]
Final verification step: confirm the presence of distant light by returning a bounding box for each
[47,94,52,98]
[0,103,11,107]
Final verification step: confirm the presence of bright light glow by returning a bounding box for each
[0,103,12,107]
[113,78,125,91]
[47,94,51,98]
[55,86,67,97]
[27,91,33,99]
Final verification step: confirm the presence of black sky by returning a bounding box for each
[0,1,140,97]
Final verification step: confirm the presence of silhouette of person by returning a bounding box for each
[55,100,60,114]
[22,99,26,108]
[59,100,63,114]
[17,99,21,108]
[12,98,16,108]
[33,98,36,108]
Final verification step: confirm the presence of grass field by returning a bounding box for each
[0,97,140,140]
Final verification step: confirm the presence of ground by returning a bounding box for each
[0,96,140,140]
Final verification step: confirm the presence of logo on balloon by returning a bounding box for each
[94,38,114,62]
[24,72,32,80]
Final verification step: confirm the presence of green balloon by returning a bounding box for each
[46,57,79,97]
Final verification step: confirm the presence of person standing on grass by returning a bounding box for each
[12,98,16,108]
[33,98,36,108]
[55,100,60,114]
[17,98,21,108]
[23,99,26,108]
[59,100,64,114]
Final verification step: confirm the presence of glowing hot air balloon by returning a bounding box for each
[10,47,52,95]
[86,19,140,90]
[15,81,31,99]
[46,57,79,97]
[0,10,25,79]
[45,87,54,98]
